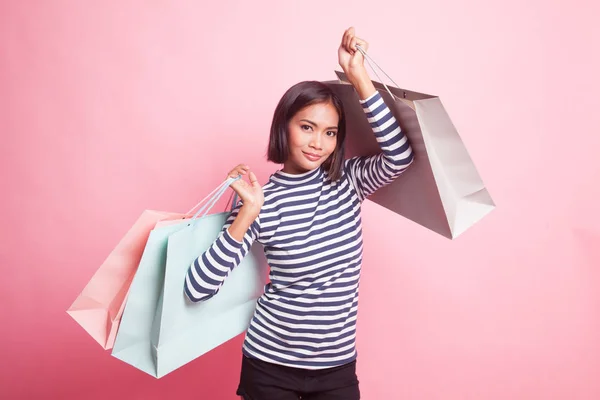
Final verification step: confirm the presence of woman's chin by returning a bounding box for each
[285,154,326,174]
[300,159,323,171]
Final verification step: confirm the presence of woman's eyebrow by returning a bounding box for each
[300,119,338,130]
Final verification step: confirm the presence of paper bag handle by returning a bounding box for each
[187,176,242,227]
[183,183,227,216]
[183,177,241,218]
[356,45,404,100]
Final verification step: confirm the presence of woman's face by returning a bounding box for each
[283,101,339,174]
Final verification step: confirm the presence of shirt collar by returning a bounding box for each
[270,166,324,187]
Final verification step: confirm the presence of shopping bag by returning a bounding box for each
[67,210,187,349]
[323,47,495,239]
[112,179,268,378]
[152,197,268,378]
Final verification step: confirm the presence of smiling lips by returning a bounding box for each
[303,152,322,162]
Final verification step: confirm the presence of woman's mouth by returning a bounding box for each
[303,152,322,162]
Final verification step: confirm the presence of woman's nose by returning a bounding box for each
[310,133,322,149]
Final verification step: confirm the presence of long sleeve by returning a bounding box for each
[345,90,414,202]
[184,202,261,303]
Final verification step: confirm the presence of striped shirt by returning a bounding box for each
[185,91,414,369]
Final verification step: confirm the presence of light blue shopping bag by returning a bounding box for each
[154,194,268,378]
[112,178,267,378]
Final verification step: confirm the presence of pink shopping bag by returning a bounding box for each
[67,210,187,349]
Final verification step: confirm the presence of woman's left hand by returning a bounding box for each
[338,27,369,84]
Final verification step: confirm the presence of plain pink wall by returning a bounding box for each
[2,1,599,399]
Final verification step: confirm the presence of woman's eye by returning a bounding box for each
[301,125,312,131]
[327,131,337,137]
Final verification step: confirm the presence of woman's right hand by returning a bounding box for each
[227,164,264,214]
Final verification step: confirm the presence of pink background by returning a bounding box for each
[2,1,599,399]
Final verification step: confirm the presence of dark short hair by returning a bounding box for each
[267,81,346,181]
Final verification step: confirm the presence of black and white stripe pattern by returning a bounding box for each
[185,91,414,369]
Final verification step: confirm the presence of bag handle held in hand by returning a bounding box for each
[185,176,242,227]
[356,44,406,100]
[184,182,230,216]
[185,180,240,218]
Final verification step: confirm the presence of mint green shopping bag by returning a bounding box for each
[153,202,268,378]
[112,178,267,378]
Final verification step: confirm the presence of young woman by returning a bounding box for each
[185,27,414,399]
